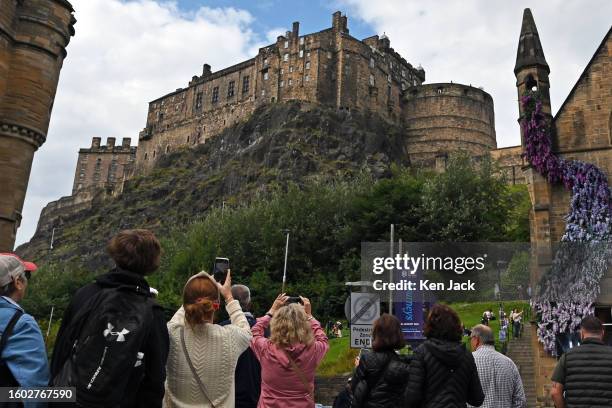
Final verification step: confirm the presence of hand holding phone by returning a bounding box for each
[213,257,230,285]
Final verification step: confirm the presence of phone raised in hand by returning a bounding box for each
[213,257,230,284]
[285,296,304,305]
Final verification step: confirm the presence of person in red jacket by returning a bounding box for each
[250,294,329,408]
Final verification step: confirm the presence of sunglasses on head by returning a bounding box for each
[24,271,31,281]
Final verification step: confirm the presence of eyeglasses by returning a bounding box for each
[23,271,31,281]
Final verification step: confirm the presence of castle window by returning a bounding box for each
[401,83,406,91]
[212,86,219,103]
[327,51,332,59]
[242,76,249,93]
[413,79,417,86]
[299,50,304,58]
[402,69,406,78]
[305,61,310,70]
[195,92,203,110]
[387,74,392,83]
[79,172,85,179]
[284,40,289,48]
[283,53,289,62]
[288,79,293,86]
[261,90,265,96]
[153,150,156,158]
[437,87,443,94]
[280,80,284,87]
[263,58,268,65]
[166,146,170,154]
[280,68,284,75]
[299,37,304,45]
[305,74,310,82]
[77,184,83,190]
[228,81,235,97]
[263,69,269,80]
[306,51,310,58]
[370,58,375,68]
[389,61,393,69]
[144,153,148,160]
[369,74,375,86]
[289,66,294,73]
[187,136,190,143]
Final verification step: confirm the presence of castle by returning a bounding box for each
[0,0,75,251]
[32,11,524,242]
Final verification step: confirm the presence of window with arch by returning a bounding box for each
[166,146,170,154]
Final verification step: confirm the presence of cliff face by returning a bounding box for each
[17,101,408,270]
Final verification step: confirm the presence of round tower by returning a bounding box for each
[402,83,497,167]
[0,0,76,251]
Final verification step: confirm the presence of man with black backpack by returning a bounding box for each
[0,253,48,400]
[50,229,169,408]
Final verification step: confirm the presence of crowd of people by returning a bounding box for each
[0,229,611,408]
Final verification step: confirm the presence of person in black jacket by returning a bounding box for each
[219,284,262,408]
[50,229,169,408]
[405,304,484,408]
[351,314,411,408]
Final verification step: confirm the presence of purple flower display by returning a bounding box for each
[521,92,612,355]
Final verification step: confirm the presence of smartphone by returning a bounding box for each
[213,257,230,284]
[286,296,304,305]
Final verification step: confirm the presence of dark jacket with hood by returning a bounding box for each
[405,338,484,408]
[50,269,169,408]
[351,350,411,408]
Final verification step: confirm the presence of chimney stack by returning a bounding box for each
[202,63,211,77]
[92,137,101,148]
[292,21,299,39]
[107,137,116,148]
[122,137,131,148]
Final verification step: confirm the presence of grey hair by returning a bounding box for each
[231,284,251,311]
[471,324,495,345]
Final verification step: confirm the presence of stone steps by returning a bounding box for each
[506,323,537,408]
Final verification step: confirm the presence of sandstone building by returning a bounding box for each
[0,0,75,251]
[514,9,611,405]
[33,11,523,240]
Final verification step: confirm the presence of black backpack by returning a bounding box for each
[52,285,155,407]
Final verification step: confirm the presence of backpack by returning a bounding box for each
[0,309,23,387]
[52,285,155,407]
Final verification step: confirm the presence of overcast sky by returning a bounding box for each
[16,0,611,246]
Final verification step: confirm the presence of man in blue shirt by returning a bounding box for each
[0,253,49,402]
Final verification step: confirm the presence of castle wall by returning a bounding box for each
[0,0,75,251]
[73,137,136,194]
[490,145,525,185]
[402,83,497,166]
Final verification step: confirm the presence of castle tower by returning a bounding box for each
[0,0,75,251]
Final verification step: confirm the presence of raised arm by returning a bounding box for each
[250,315,272,358]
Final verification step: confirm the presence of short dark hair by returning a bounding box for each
[581,315,603,333]
[372,314,405,351]
[423,304,462,342]
[107,229,161,275]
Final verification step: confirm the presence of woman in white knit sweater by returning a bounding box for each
[164,270,252,408]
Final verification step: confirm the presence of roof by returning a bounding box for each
[554,26,612,120]
[514,8,549,74]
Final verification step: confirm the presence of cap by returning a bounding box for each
[0,255,25,287]
[0,253,37,272]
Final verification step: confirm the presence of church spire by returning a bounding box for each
[514,8,549,74]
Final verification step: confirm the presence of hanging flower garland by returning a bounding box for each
[520,91,612,355]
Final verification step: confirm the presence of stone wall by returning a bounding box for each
[402,83,497,167]
[73,137,136,194]
[315,374,351,406]
[0,0,75,251]
[490,145,526,185]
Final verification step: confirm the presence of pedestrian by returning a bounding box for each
[0,254,49,401]
[50,229,169,408]
[510,309,523,338]
[468,324,526,408]
[251,293,329,407]
[218,284,262,408]
[165,270,251,407]
[405,304,484,407]
[351,314,411,408]
[550,315,612,408]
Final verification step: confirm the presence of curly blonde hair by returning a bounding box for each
[270,303,314,348]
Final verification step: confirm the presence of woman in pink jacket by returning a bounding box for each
[251,294,329,408]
